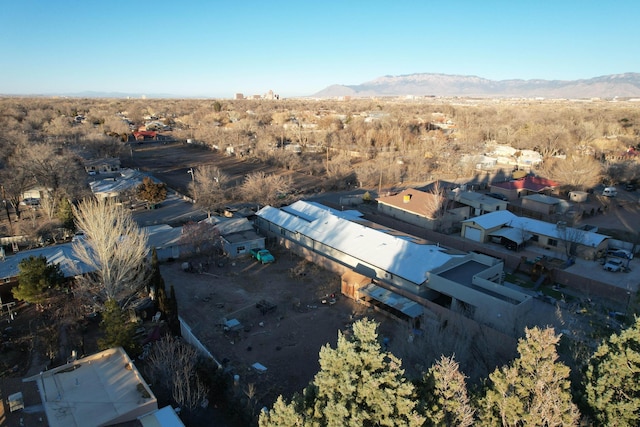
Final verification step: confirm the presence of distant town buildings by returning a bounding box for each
[234,90,279,100]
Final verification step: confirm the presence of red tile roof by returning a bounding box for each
[492,176,558,192]
[133,131,157,139]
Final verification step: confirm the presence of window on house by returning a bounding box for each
[548,238,558,247]
[236,246,245,254]
[531,235,539,242]
[280,228,286,236]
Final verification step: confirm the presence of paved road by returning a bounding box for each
[132,191,206,227]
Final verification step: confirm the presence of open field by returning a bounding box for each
[124,141,326,197]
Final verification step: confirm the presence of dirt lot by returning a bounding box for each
[160,247,386,408]
[124,141,325,196]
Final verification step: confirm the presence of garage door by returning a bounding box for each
[464,227,482,242]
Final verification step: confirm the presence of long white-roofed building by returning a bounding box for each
[255,200,532,334]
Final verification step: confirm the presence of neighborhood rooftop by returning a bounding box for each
[23,347,157,427]
[257,200,462,285]
[462,210,609,247]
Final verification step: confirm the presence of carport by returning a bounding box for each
[358,283,423,327]
[489,227,531,251]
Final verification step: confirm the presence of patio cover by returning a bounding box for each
[359,283,423,318]
[489,227,531,244]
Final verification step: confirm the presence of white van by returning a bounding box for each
[603,187,618,197]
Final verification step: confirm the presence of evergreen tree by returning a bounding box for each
[478,327,579,426]
[148,247,163,295]
[98,298,138,355]
[260,318,424,427]
[585,317,640,426]
[56,197,75,232]
[416,355,475,427]
[136,176,166,208]
[166,285,180,336]
[259,396,305,427]
[12,255,64,305]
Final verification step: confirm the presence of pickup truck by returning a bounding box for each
[250,248,275,264]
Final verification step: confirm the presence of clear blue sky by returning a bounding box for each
[1,1,638,98]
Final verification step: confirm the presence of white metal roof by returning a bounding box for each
[463,211,609,247]
[0,242,94,280]
[359,283,423,318]
[0,225,175,281]
[257,201,454,285]
[488,228,531,244]
[461,210,517,229]
[139,406,185,427]
[145,224,183,250]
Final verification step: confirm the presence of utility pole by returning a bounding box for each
[187,168,195,203]
[1,185,13,235]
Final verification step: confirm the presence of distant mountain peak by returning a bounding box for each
[312,72,640,99]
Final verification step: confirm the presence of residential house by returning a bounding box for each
[89,169,154,201]
[490,175,559,200]
[255,200,532,334]
[521,194,570,216]
[376,188,470,232]
[146,224,185,261]
[202,216,265,258]
[450,189,508,216]
[568,191,589,203]
[0,223,182,293]
[20,185,50,201]
[83,157,121,175]
[486,144,542,169]
[22,347,163,427]
[461,210,609,259]
[517,149,543,168]
[0,242,94,300]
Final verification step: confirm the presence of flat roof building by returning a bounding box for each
[23,347,159,427]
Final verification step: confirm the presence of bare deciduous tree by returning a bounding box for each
[241,172,292,206]
[538,155,602,190]
[178,221,221,256]
[556,224,585,260]
[189,165,228,217]
[72,198,149,308]
[423,180,448,219]
[145,335,209,412]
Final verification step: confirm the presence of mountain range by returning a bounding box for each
[312,73,640,99]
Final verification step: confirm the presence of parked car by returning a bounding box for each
[624,183,636,191]
[603,259,624,272]
[485,192,508,201]
[607,248,633,260]
[250,248,275,264]
[504,240,518,251]
[72,232,86,242]
[20,197,40,206]
[602,187,618,197]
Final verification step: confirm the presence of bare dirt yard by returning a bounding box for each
[123,141,325,196]
[159,247,387,409]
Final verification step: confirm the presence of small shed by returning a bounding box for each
[521,194,563,215]
[569,191,588,203]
